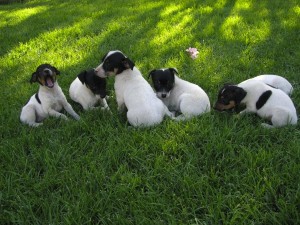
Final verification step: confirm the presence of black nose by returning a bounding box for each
[161,94,166,98]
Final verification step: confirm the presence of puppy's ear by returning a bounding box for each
[52,66,60,75]
[148,69,157,79]
[169,68,178,75]
[122,57,135,70]
[30,72,38,83]
[77,71,87,84]
[234,87,247,104]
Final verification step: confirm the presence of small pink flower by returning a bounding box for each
[186,47,199,59]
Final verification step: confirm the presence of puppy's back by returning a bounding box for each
[248,74,293,95]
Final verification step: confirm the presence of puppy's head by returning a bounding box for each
[214,84,247,111]
[148,68,178,98]
[95,50,135,78]
[78,69,107,98]
[30,64,60,88]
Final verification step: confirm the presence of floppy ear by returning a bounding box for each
[122,57,135,70]
[52,66,60,75]
[168,68,178,75]
[234,87,247,104]
[99,81,107,98]
[77,71,87,84]
[148,69,157,79]
[30,72,38,83]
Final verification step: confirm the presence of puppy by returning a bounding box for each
[95,50,173,127]
[214,80,297,128]
[241,74,293,95]
[148,68,211,121]
[69,69,109,110]
[20,64,80,127]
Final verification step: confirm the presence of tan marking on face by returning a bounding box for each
[214,100,236,111]
[38,77,46,86]
[105,69,118,76]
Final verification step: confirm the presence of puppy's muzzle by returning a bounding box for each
[95,65,107,78]
[213,101,236,111]
[38,69,56,88]
[157,91,170,99]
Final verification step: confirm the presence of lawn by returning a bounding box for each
[0,0,299,224]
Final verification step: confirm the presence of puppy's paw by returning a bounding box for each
[74,114,80,120]
[100,105,110,110]
[31,122,43,127]
[166,111,175,118]
[61,114,69,120]
[261,123,274,129]
[103,106,112,114]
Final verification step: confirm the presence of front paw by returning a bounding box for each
[101,106,111,113]
[74,114,80,120]
[261,123,274,128]
[61,114,69,120]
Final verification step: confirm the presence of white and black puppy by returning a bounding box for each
[214,80,297,128]
[95,50,173,127]
[20,64,80,127]
[148,68,211,121]
[69,69,109,110]
[241,74,293,95]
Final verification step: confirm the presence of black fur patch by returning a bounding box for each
[35,93,41,104]
[256,90,272,110]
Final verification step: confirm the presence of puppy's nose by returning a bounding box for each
[161,94,167,98]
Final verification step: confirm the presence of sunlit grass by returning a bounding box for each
[233,0,252,11]
[221,15,270,43]
[0,6,47,28]
[281,6,300,28]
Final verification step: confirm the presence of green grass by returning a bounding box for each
[1,0,300,224]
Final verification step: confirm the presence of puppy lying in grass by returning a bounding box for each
[20,64,80,127]
[69,69,109,111]
[149,68,210,121]
[95,50,173,127]
[214,79,297,128]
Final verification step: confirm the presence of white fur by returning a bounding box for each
[20,82,80,127]
[114,67,173,127]
[158,75,210,121]
[238,80,297,128]
[241,74,293,95]
[69,78,109,110]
